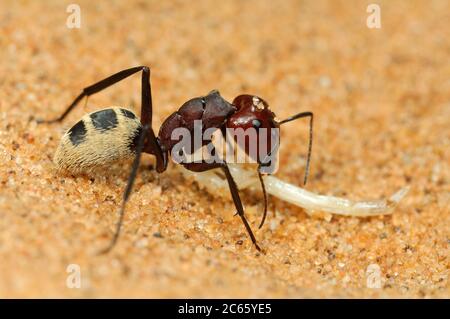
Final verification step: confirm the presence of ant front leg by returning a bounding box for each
[182,161,262,252]
[221,164,262,252]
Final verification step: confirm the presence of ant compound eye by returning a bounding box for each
[201,98,206,108]
[252,119,261,129]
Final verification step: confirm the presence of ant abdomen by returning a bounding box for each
[54,107,142,173]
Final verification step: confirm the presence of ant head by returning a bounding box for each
[226,94,280,172]
[228,94,279,131]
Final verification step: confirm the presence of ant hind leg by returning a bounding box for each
[37,66,150,124]
[98,124,149,254]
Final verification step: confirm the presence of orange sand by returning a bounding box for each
[0,0,448,298]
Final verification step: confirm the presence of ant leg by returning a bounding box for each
[220,127,264,246]
[278,111,313,185]
[37,66,149,124]
[257,169,268,229]
[221,164,262,252]
[98,124,149,254]
[182,161,262,252]
[37,66,167,172]
[138,67,166,173]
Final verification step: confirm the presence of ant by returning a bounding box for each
[38,66,313,253]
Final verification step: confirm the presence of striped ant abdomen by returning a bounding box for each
[54,107,142,173]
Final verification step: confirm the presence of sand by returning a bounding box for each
[0,0,448,298]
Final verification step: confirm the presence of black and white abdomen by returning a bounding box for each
[54,107,142,172]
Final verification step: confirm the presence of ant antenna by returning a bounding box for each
[278,111,313,185]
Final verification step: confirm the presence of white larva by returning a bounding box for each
[179,163,409,218]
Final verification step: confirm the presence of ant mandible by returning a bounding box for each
[38,66,313,253]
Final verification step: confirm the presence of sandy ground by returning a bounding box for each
[0,0,448,298]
